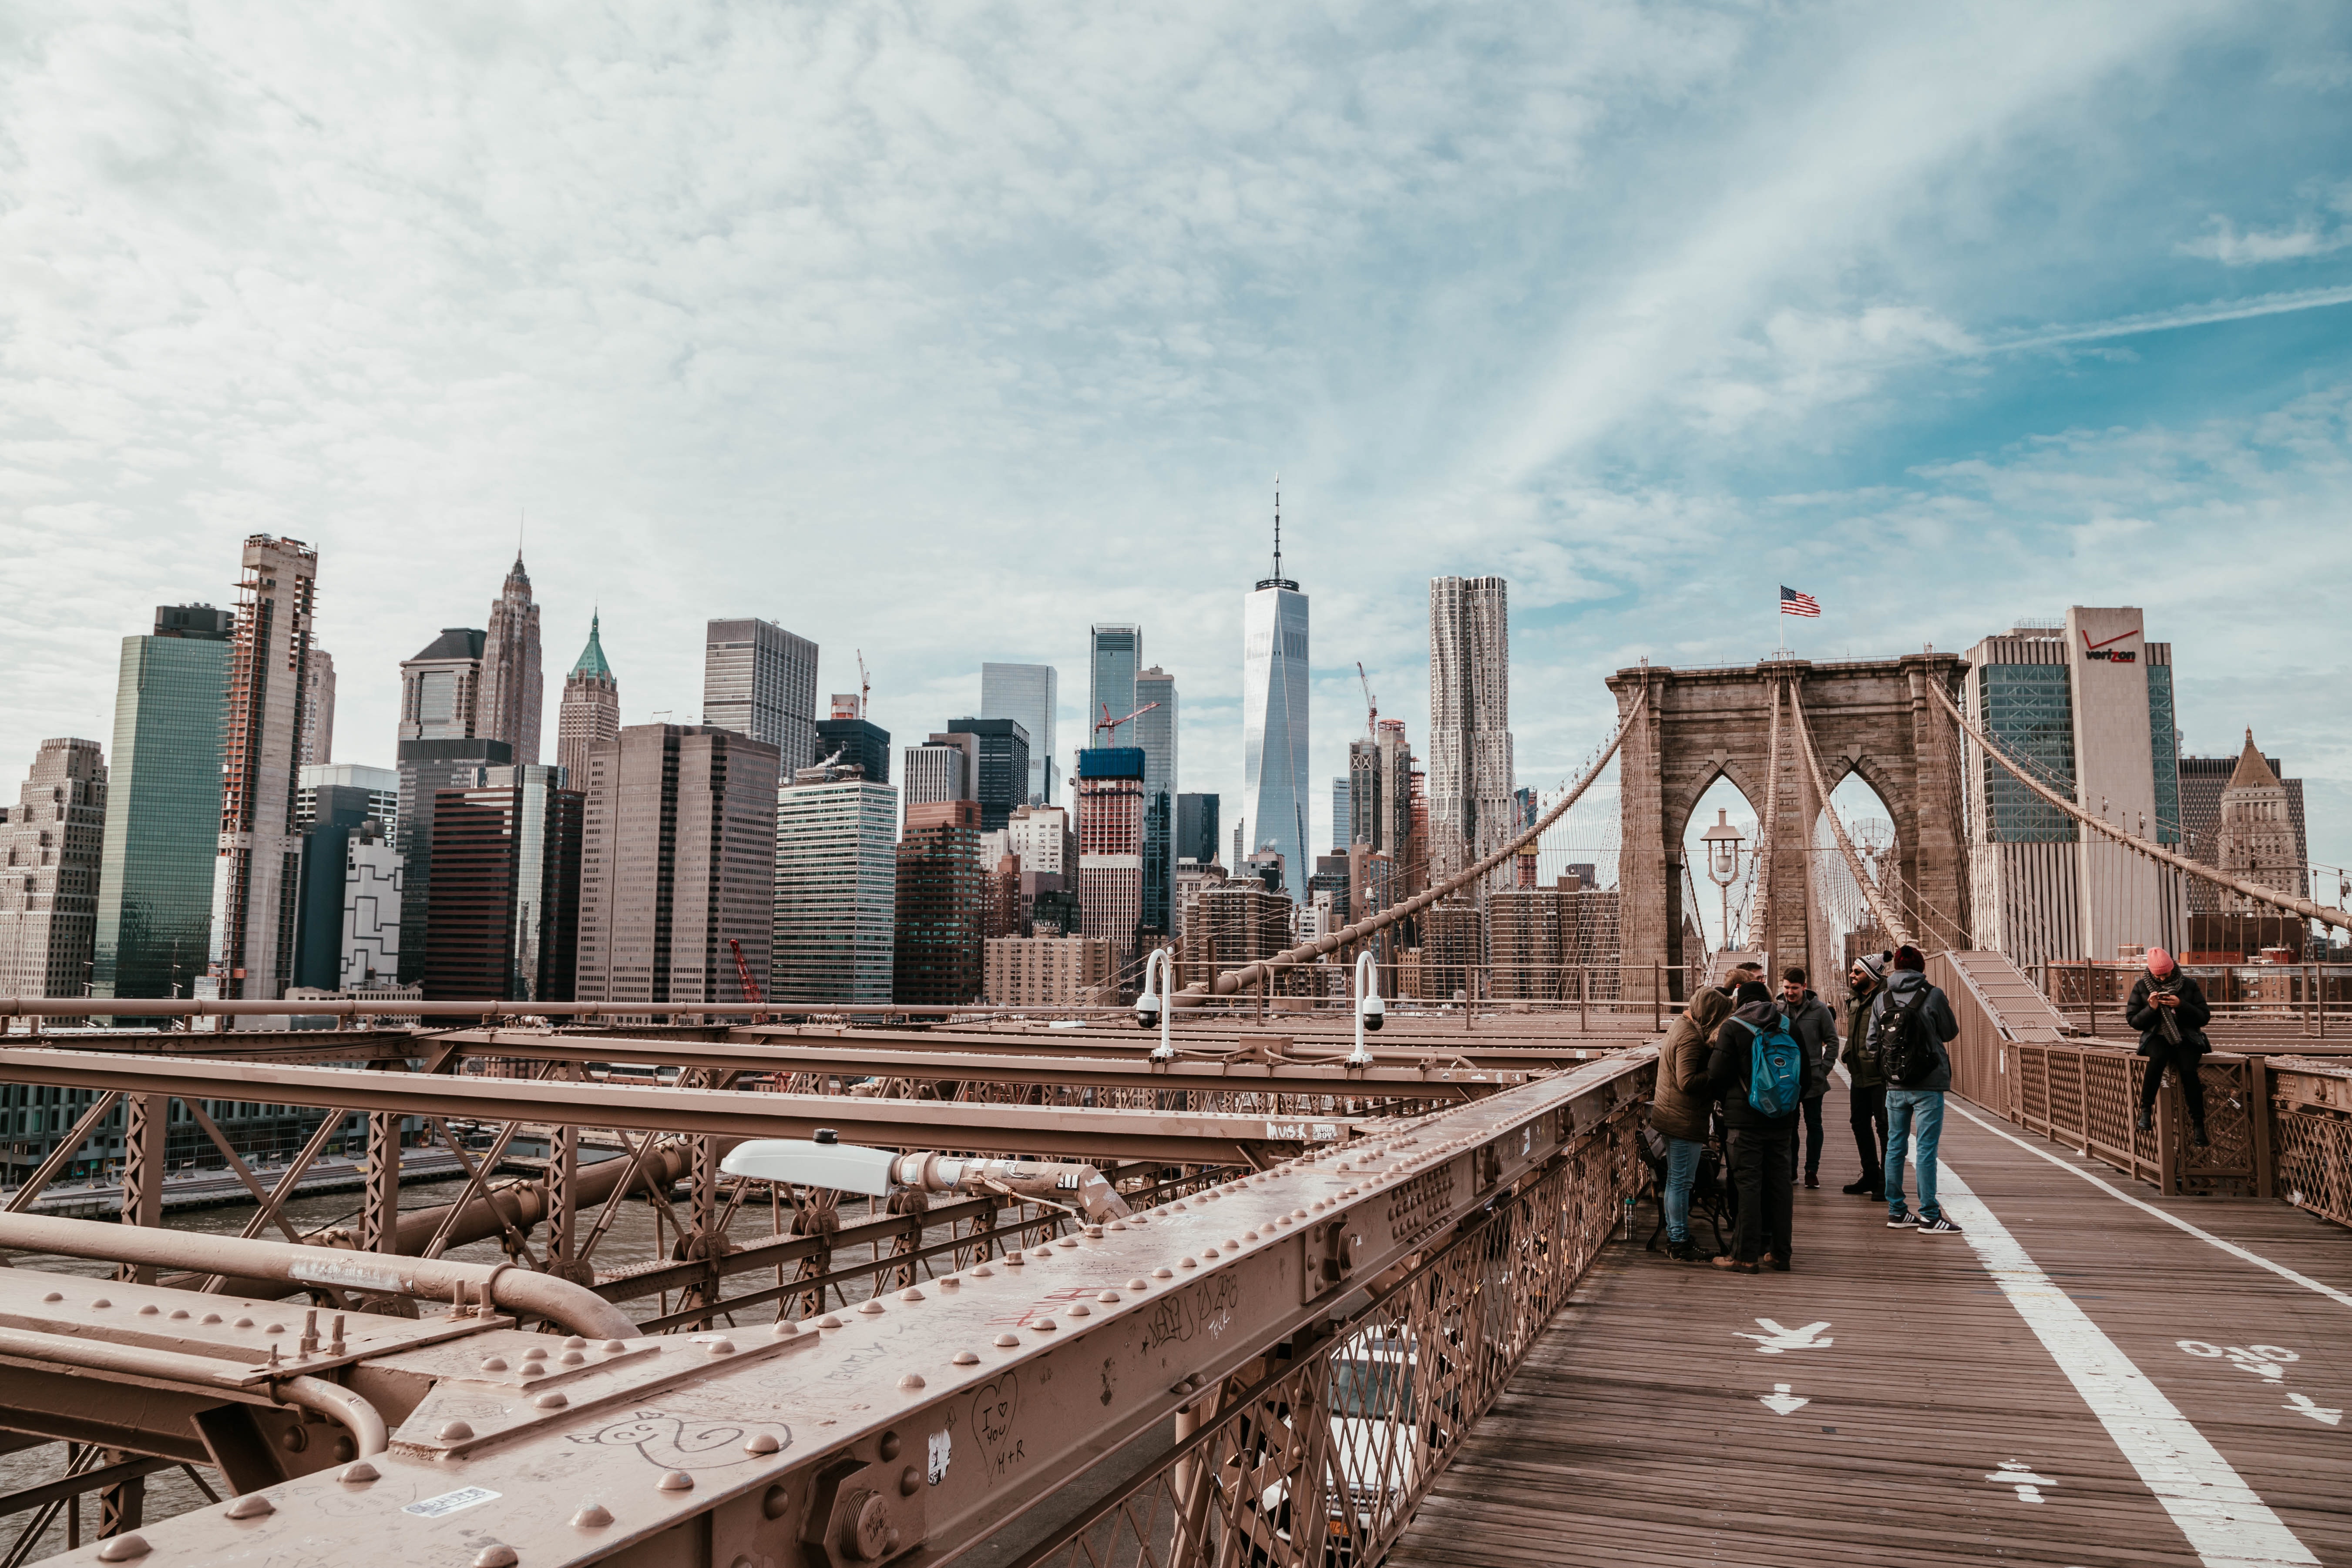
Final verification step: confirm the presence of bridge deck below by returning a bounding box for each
[1390,1084,2352,1568]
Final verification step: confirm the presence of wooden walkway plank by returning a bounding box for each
[1388,1082,2352,1567]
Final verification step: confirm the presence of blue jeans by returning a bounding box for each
[1662,1136,1704,1242]
[1885,1088,1945,1220]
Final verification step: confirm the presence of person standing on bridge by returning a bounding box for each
[1708,980,1799,1273]
[1839,953,1892,1199]
[1778,967,1840,1189]
[1650,986,1734,1262]
[2128,947,2212,1149]
[1876,946,1962,1236]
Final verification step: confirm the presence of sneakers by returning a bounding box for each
[1886,1212,1918,1229]
[1711,1255,1760,1274]
[1804,1174,1819,1189]
[1917,1215,1963,1236]
[2135,1108,2153,1133]
[1841,1179,1875,1195]
[1666,1238,1703,1262]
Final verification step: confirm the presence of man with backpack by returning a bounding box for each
[1777,966,1839,1189]
[1707,979,1804,1273]
[1872,945,1962,1235]
[1839,952,1892,1199]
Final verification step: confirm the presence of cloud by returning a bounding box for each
[2177,216,2352,266]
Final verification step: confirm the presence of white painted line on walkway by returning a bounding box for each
[1948,1098,2352,1312]
[1938,1155,2318,1568]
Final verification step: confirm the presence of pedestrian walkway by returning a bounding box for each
[1388,1082,2352,1568]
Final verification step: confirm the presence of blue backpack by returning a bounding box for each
[1734,1013,1804,1119]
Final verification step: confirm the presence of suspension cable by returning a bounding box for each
[1751,673,1781,967]
[1181,688,1648,1000]
[1928,681,2348,935]
[1787,683,1915,950]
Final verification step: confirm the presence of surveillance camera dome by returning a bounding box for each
[1361,995,1385,1032]
[1134,994,1161,1028]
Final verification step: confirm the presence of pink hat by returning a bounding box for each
[2147,946,2176,976]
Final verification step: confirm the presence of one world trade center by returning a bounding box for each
[1241,487,1309,899]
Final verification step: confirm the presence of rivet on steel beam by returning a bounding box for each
[439,1420,475,1442]
[225,1493,274,1519]
[1065,1304,1090,1319]
[40,1293,60,1303]
[940,1277,961,1291]
[536,1391,569,1409]
[704,1338,738,1356]
[1084,1225,1104,1239]
[138,1304,159,1316]
[1227,1238,1244,1249]
[202,1313,222,1325]
[899,1373,926,1390]
[818,1315,843,1330]
[1005,1255,1027,1268]
[233,1316,252,1327]
[564,1336,588,1349]
[992,1333,1019,1348]
[971,1263,994,1277]
[898,1287,924,1301]
[558,1349,585,1364]
[472,1546,520,1568]
[168,1308,189,1320]
[770,1322,799,1339]
[657,1471,695,1491]
[1152,1268,1173,1279]
[1096,1291,1121,1303]
[481,1357,510,1373]
[1108,1221,1128,1232]
[1055,1238,1078,1250]
[94,1533,149,1561]
[601,1339,628,1353]
[338,1461,379,1484]
[953,1350,980,1365]
[857,1301,886,1316]
[1179,1257,1199,1269]
[570,1503,614,1528]
[91,1298,112,1309]
[265,1322,285,1334]
[1031,1318,1058,1333]
[1201,1248,1220,1260]
[1127,1277,1149,1290]
[744,1431,783,1455]
[1276,1217,1293,1228]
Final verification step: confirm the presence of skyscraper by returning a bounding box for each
[894,799,985,1005]
[556,612,620,785]
[395,737,511,985]
[298,764,398,837]
[1076,746,1147,970]
[942,719,1032,832]
[1348,720,1415,858]
[302,650,336,767]
[981,662,1058,804]
[1088,627,1140,746]
[904,736,975,809]
[479,554,544,767]
[1176,792,1221,868]
[93,605,231,1014]
[208,535,319,1002]
[1331,776,1349,853]
[774,769,899,1003]
[1427,575,1512,895]
[816,693,891,783]
[577,725,781,1005]
[1241,494,1309,899]
[1133,668,1177,936]
[422,765,582,1001]
[401,628,486,742]
[0,739,108,998]
[290,782,403,993]
[704,618,818,771]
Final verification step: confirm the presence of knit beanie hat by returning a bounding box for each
[1893,944,1925,973]
[2147,946,2177,977]
[1856,951,1890,982]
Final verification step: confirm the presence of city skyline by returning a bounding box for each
[3,8,2349,874]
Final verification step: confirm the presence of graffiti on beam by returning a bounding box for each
[568,1410,792,1470]
[1141,1274,1242,1354]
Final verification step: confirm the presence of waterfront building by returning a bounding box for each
[1428,575,1513,895]
[297,764,399,836]
[208,535,320,1001]
[981,662,1058,805]
[291,781,406,992]
[704,618,818,772]
[773,769,898,1004]
[1076,747,1146,967]
[1962,608,2187,967]
[1088,626,1141,746]
[421,765,581,1002]
[556,613,621,784]
[942,718,1032,832]
[0,739,108,998]
[479,554,544,766]
[1134,668,1177,939]
[984,935,1116,1006]
[92,606,231,1014]
[400,628,485,742]
[576,725,779,1006]
[1177,792,1220,868]
[1242,500,1309,899]
[302,650,336,767]
[895,799,984,1005]
[815,694,890,783]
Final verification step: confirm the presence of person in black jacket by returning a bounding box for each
[1707,980,1797,1274]
[2128,947,2211,1149]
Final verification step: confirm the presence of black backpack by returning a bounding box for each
[1872,984,1937,1088]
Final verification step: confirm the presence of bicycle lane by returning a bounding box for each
[1932,1099,2352,1565]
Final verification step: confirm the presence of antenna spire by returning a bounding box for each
[1273,475,1282,579]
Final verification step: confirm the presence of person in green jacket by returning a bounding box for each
[1838,951,1890,1199]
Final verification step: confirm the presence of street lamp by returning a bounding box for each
[1700,808,1746,953]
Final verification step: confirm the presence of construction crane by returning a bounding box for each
[726,937,768,1024]
[856,650,870,719]
[1094,700,1161,744]
[1357,661,1378,739]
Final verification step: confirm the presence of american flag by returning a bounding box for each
[1780,586,1821,619]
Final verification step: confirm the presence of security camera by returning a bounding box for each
[1359,994,1386,1033]
[1134,992,1161,1030]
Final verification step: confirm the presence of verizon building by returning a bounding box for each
[577,725,780,1006]
[1962,606,2188,967]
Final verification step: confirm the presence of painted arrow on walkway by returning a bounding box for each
[1758,1383,1809,1416]
[2285,1393,2342,1426]
[1736,1318,1832,1354]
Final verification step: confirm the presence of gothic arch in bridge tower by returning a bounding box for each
[1606,654,1970,1003]
[1810,764,1905,979]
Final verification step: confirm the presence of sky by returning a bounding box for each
[4,2,2350,886]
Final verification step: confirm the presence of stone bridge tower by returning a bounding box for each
[1606,655,1970,1003]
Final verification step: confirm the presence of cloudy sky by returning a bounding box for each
[5,2,2350,880]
